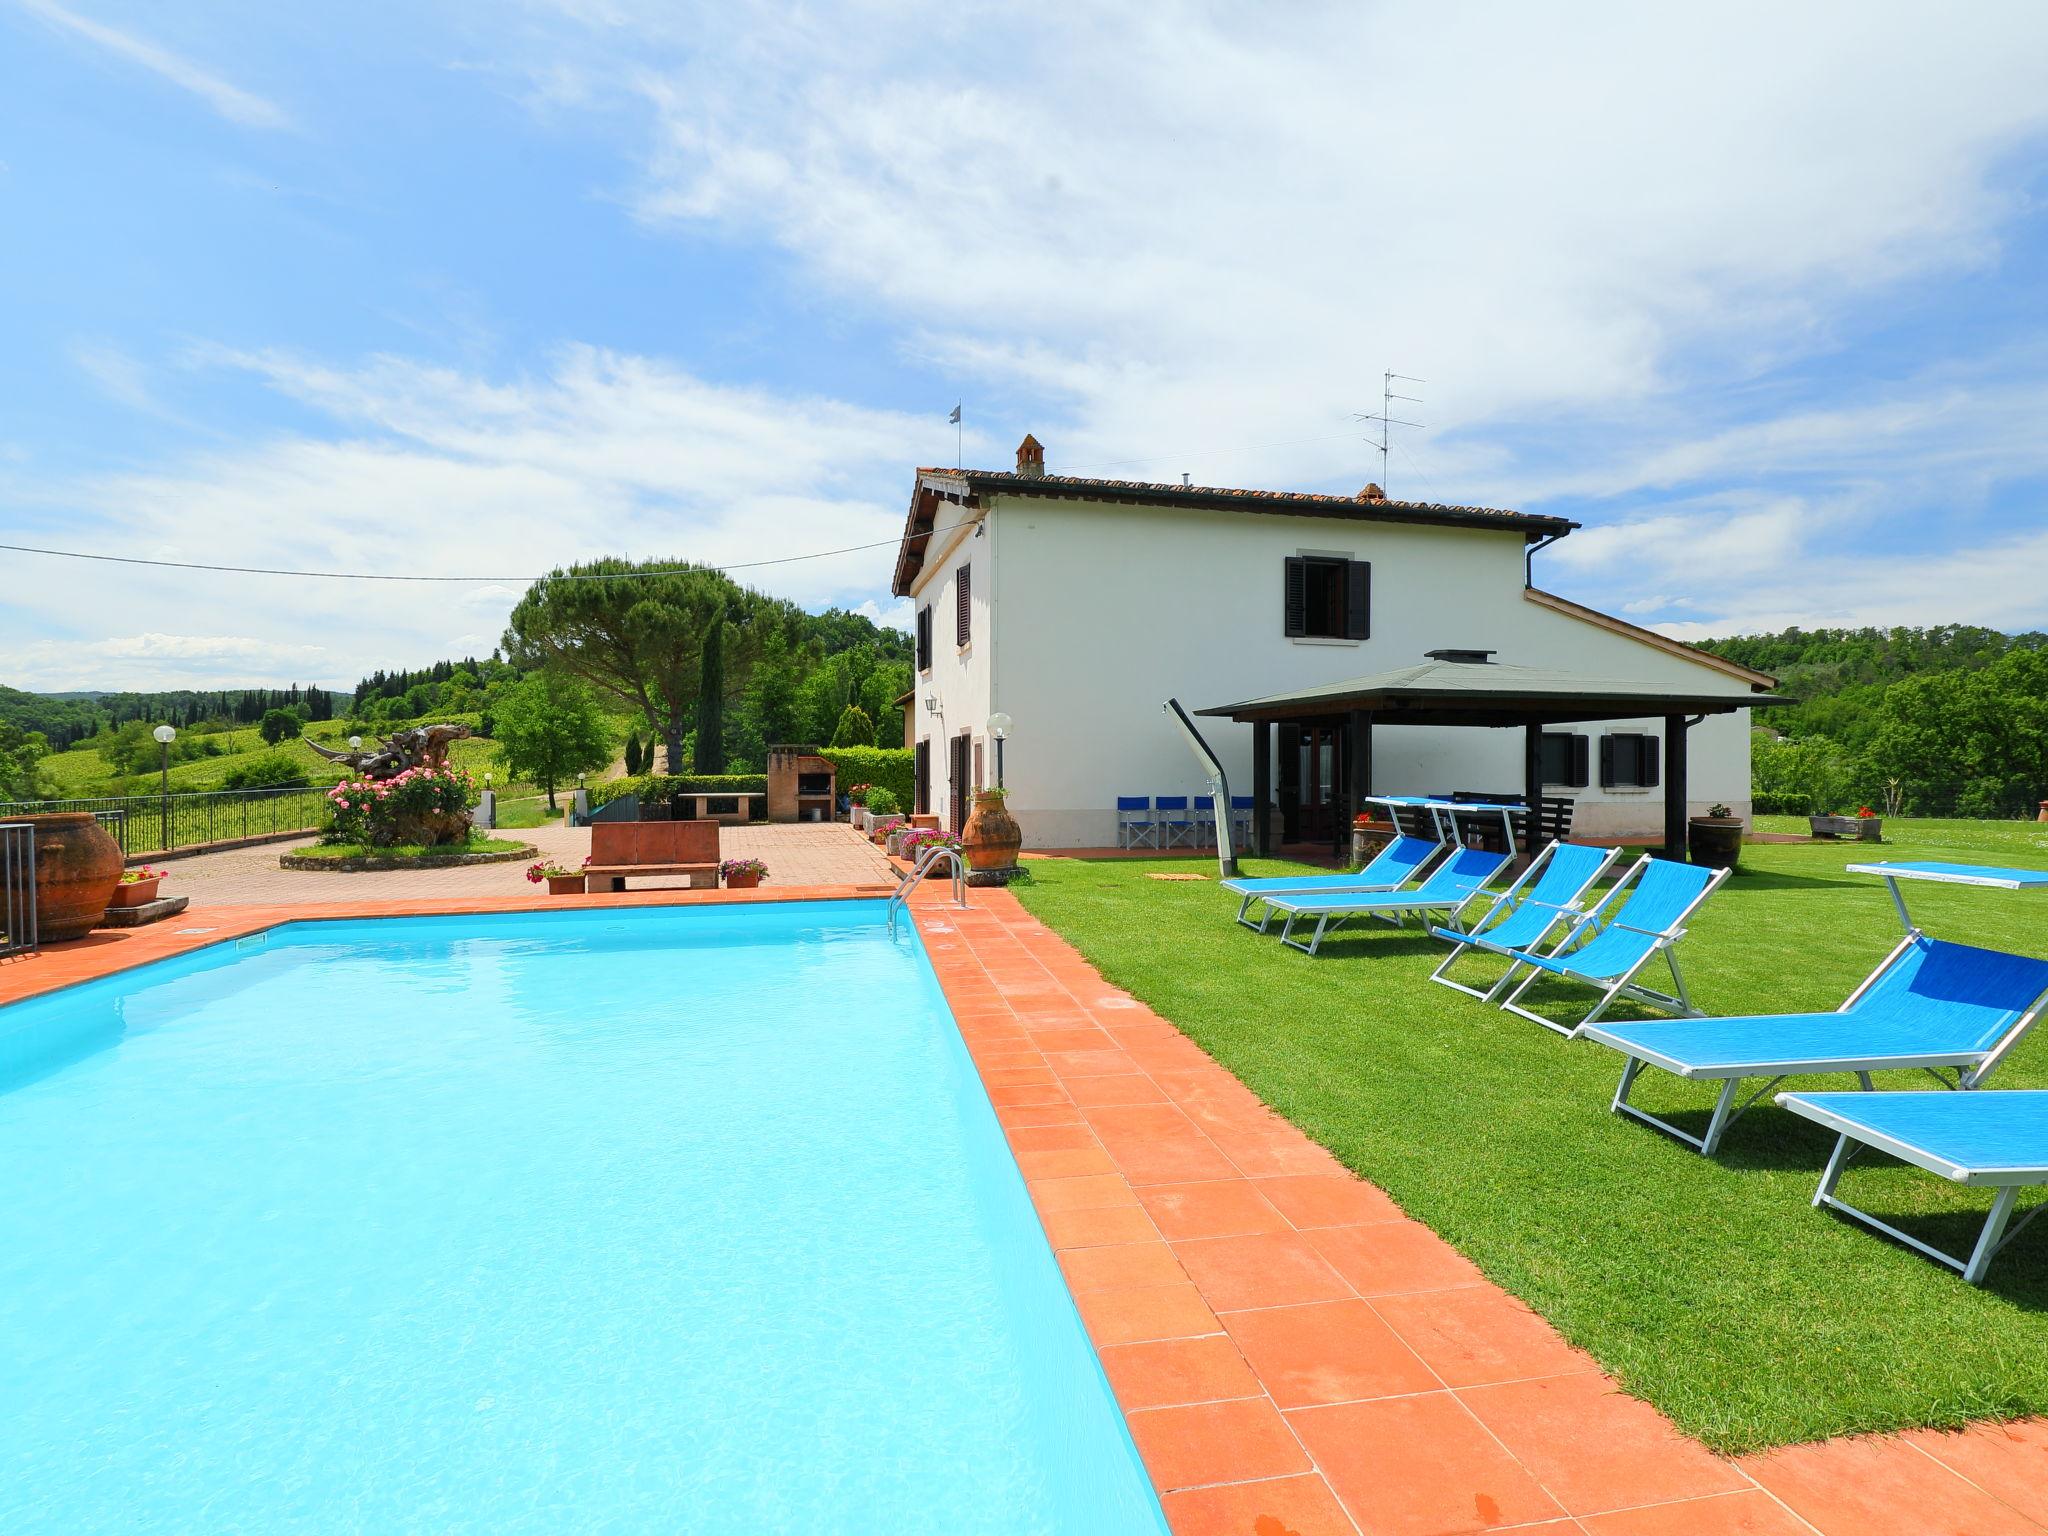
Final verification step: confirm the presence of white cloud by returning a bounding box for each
[514,0,2048,491]
[14,0,292,130]
[1,347,935,688]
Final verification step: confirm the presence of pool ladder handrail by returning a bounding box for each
[888,843,968,933]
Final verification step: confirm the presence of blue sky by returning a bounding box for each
[3,0,2046,689]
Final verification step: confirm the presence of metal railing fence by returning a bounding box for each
[0,787,330,859]
[0,821,34,958]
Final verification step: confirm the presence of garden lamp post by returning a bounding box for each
[987,712,1011,788]
[152,724,176,851]
[348,735,363,751]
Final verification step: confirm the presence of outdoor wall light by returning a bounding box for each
[923,695,941,714]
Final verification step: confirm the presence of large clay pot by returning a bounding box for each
[1687,816,1744,870]
[962,790,1022,872]
[22,812,124,941]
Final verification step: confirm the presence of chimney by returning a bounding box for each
[1358,482,1386,502]
[1016,434,1045,478]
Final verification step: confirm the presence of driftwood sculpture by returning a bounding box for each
[302,722,472,782]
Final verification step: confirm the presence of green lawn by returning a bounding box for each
[293,838,530,860]
[1011,819,2048,1453]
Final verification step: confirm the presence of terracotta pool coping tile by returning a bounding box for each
[1254,1172,1405,1229]
[1028,1172,1140,1213]
[1138,1180,1292,1241]
[1127,1396,1313,1492]
[1062,1072,1171,1107]
[1740,1434,2047,1536]
[1004,1122,1100,1153]
[1576,1490,1818,1534]
[1220,1299,1440,1410]
[1170,1230,1354,1312]
[1015,1145,1120,1180]
[1074,1281,1224,1347]
[1903,1420,2048,1526]
[1370,1286,1603,1390]
[1159,1473,1364,1536]
[1059,1240,1191,1293]
[1303,1219,1489,1298]
[1461,1374,1752,1517]
[1098,1334,1265,1413]
[1037,1205,1160,1251]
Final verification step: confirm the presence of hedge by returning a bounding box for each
[1752,792,1814,816]
[818,746,913,810]
[589,773,767,808]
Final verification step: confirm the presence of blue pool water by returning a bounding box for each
[0,902,1168,1533]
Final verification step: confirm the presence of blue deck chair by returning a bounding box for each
[1116,796,1157,849]
[1494,855,1729,1035]
[1777,1090,2048,1284]
[1582,936,2048,1155]
[1190,794,1218,848]
[1266,846,1513,957]
[1427,841,1623,1001]
[1155,794,1194,849]
[1222,834,1445,932]
[1228,795,1255,848]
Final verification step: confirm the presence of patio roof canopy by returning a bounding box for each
[1197,656,1785,861]
[1199,656,1782,728]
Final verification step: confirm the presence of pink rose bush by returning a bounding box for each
[324,764,476,847]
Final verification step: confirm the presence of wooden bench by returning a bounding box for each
[583,820,719,892]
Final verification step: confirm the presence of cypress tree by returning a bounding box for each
[694,606,726,774]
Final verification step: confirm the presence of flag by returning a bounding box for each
[947,402,961,424]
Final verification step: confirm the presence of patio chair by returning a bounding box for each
[1582,936,2048,1155]
[1223,834,1444,933]
[1265,846,1514,957]
[1229,795,1255,848]
[1492,855,1729,1035]
[1190,794,1218,848]
[1155,795,1195,849]
[1777,1089,2048,1284]
[1427,841,1623,1001]
[1116,796,1158,849]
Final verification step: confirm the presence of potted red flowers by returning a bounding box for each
[721,857,768,890]
[527,857,586,895]
[109,865,169,908]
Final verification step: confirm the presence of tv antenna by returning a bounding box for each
[1354,371,1425,496]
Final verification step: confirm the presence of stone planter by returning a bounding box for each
[19,812,124,942]
[870,814,904,845]
[1809,814,1881,841]
[1687,816,1744,870]
[962,790,1022,874]
[108,876,162,908]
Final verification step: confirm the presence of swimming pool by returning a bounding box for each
[0,901,1168,1533]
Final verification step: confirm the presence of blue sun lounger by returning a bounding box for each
[1427,841,1624,1001]
[1584,937,2048,1154]
[1581,859,2048,1156]
[1223,833,1444,932]
[1777,1090,2048,1284]
[1266,846,1513,957]
[1493,855,1728,1035]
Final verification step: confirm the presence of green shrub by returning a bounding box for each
[219,750,311,790]
[864,786,901,816]
[817,746,912,810]
[829,704,876,747]
[1752,791,1812,816]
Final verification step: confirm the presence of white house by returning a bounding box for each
[893,435,1773,851]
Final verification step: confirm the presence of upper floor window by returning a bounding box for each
[956,564,973,647]
[916,605,933,671]
[1284,556,1369,640]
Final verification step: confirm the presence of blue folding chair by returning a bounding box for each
[1190,794,1218,848]
[1116,796,1157,849]
[1584,936,2048,1156]
[1229,795,1255,849]
[1223,835,1445,932]
[1428,841,1623,1000]
[1778,1090,2048,1284]
[1155,795,1195,849]
[1266,846,1514,957]
[1494,855,1729,1034]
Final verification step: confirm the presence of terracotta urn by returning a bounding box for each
[962,789,1022,872]
[107,875,162,908]
[20,812,124,942]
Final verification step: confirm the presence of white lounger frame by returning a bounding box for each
[1496,856,1731,1036]
[1428,841,1620,1002]
[1781,1094,2048,1285]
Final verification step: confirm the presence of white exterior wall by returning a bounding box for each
[910,494,1752,849]
[906,512,995,820]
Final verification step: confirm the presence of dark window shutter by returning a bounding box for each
[1599,735,1617,788]
[1570,734,1590,789]
[1345,560,1370,640]
[916,607,931,670]
[1642,736,1660,788]
[1283,557,1307,636]
[956,566,972,646]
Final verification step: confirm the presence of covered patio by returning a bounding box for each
[1198,652,1783,861]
